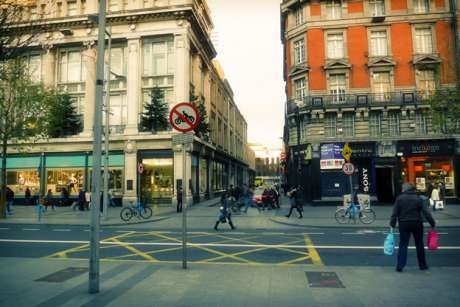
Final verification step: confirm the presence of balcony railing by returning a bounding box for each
[286,91,436,115]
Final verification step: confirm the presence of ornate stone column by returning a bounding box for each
[82,41,96,136]
[125,38,140,135]
[41,43,55,88]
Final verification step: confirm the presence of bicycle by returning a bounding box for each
[120,201,153,222]
[334,200,376,224]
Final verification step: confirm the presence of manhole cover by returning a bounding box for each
[35,267,88,283]
[305,272,345,288]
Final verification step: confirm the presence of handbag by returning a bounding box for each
[435,201,444,210]
[384,228,395,256]
[427,230,439,250]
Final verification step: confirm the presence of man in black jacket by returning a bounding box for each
[390,183,436,272]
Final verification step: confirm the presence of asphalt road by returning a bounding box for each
[1,224,459,268]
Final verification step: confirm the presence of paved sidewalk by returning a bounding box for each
[2,197,460,229]
[0,257,459,307]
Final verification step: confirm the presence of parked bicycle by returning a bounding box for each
[334,199,376,224]
[120,201,152,221]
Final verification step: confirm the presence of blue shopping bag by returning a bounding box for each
[384,229,395,256]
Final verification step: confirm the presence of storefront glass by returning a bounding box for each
[191,155,198,196]
[87,168,124,192]
[46,169,84,195]
[141,158,173,204]
[6,170,40,195]
[200,158,208,194]
[405,157,456,197]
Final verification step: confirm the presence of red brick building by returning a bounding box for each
[281,0,460,203]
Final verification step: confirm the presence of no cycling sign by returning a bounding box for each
[169,102,201,133]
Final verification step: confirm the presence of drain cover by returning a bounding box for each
[305,272,345,288]
[35,267,88,282]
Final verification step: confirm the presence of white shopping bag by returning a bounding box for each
[435,201,444,210]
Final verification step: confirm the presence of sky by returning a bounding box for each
[206,0,284,149]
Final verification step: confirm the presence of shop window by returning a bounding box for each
[6,170,40,195]
[140,158,173,204]
[46,169,84,196]
[200,158,208,194]
[412,159,456,197]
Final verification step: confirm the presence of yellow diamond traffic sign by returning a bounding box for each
[342,143,352,161]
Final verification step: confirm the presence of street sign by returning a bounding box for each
[137,163,144,174]
[172,132,194,146]
[169,102,200,133]
[342,162,355,176]
[342,143,353,161]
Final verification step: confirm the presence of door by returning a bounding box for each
[376,167,395,203]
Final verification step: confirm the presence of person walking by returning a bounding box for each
[390,183,436,272]
[176,186,183,213]
[430,183,440,211]
[25,187,31,206]
[77,189,86,211]
[6,187,14,215]
[242,184,260,213]
[214,191,235,230]
[285,186,303,218]
[45,189,55,211]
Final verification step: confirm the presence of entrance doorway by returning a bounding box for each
[140,158,173,205]
[376,167,394,203]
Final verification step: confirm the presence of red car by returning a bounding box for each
[253,188,275,208]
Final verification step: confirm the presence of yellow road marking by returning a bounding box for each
[304,234,324,266]
[151,232,254,264]
[111,237,159,262]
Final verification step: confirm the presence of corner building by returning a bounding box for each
[281,0,460,204]
[5,0,254,206]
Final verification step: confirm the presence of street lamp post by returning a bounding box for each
[102,27,112,220]
[89,0,106,294]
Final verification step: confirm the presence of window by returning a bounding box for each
[415,28,433,54]
[329,74,346,103]
[417,69,435,98]
[109,47,127,78]
[68,1,78,16]
[294,78,306,101]
[415,110,427,135]
[59,50,86,83]
[369,111,382,136]
[300,117,308,142]
[46,169,84,196]
[369,0,385,16]
[370,30,388,56]
[326,0,341,19]
[25,53,42,82]
[295,7,304,25]
[414,0,429,13]
[324,113,337,137]
[327,33,344,59]
[342,112,355,137]
[372,71,391,101]
[104,94,127,127]
[143,37,175,76]
[293,39,306,65]
[388,111,400,136]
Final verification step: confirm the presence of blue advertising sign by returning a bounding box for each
[320,143,344,159]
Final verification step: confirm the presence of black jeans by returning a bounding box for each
[286,205,303,218]
[397,221,428,270]
[177,199,183,213]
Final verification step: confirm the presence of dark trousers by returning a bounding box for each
[397,221,428,270]
[286,205,303,218]
[214,216,235,229]
[177,199,183,213]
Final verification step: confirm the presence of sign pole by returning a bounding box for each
[182,140,187,269]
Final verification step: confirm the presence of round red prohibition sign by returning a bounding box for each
[342,162,355,176]
[169,102,201,133]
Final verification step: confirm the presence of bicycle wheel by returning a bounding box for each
[120,207,133,221]
[140,206,153,219]
[334,208,349,224]
[359,208,376,224]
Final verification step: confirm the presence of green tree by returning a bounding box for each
[140,87,169,133]
[47,93,82,138]
[190,85,210,138]
[0,59,55,218]
[427,89,460,134]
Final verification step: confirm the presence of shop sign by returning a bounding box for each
[397,139,455,156]
[361,167,370,193]
[349,142,376,158]
[445,177,454,189]
[320,143,344,169]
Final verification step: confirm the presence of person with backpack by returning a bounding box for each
[285,186,303,218]
[214,191,235,230]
